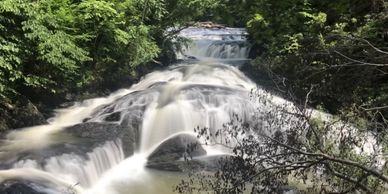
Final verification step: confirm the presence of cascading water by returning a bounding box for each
[11,140,124,187]
[0,27,259,194]
[178,27,250,60]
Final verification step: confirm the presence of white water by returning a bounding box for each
[12,140,124,187]
[0,27,257,194]
[0,27,379,194]
[177,27,250,60]
[0,89,130,162]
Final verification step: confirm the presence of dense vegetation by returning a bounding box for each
[0,0,217,130]
[1,0,388,193]
[218,0,387,116]
[176,1,388,193]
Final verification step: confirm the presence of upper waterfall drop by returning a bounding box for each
[177,27,250,60]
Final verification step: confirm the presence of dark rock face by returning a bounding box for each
[64,122,136,157]
[0,182,48,194]
[148,134,206,162]
[147,133,209,171]
[104,112,121,122]
[0,98,46,131]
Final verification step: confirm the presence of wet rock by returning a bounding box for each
[147,154,231,172]
[0,181,48,194]
[146,133,208,171]
[104,112,121,122]
[182,54,198,60]
[148,134,206,162]
[65,122,135,157]
[82,117,91,123]
[193,21,225,29]
[0,97,46,131]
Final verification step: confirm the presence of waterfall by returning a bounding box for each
[177,27,250,60]
[0,27,257,194]
[0,89,133,164]
[83,61,258,194]
[12,140,124,187]
[1,25,376,194]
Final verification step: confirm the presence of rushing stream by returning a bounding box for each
[0,27,258,194]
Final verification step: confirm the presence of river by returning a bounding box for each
[0,27,258,194]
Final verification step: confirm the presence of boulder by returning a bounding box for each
[146,133,208,171]
[0,98,46,131]
[0,182,48,194]
[64,122,135,157]
[148,133,206,162]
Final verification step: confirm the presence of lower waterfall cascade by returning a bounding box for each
[0,27,259,194]
[2,26,373,194]
[0,25,379,194]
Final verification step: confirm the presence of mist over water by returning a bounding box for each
[0,27,258,194]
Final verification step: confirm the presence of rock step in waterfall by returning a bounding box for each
[178,27,250,60]
[0,27,257,194]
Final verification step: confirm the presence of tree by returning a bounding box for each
[0,0,219,130]
[0,0,220,100]
[243,0,388,115]
[0,0,90,98]
[174,2,388,191]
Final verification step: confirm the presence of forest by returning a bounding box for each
[1,0,388,193]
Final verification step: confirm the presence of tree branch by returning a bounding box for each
[333,50,388,67]
[262,134,388,183]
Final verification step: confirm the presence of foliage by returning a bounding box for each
[177,88,388,193]
[0,0,215,111]
[221,0,388,116]
[2,0,388,191]
[173,1,388,193]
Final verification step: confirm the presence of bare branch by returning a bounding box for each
[350,37,388,55]
[325,163,374,194]
[361,106,388,112]
[333,50,388,67]
[263,134,388,183]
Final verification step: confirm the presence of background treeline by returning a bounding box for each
[0,0,217,130]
